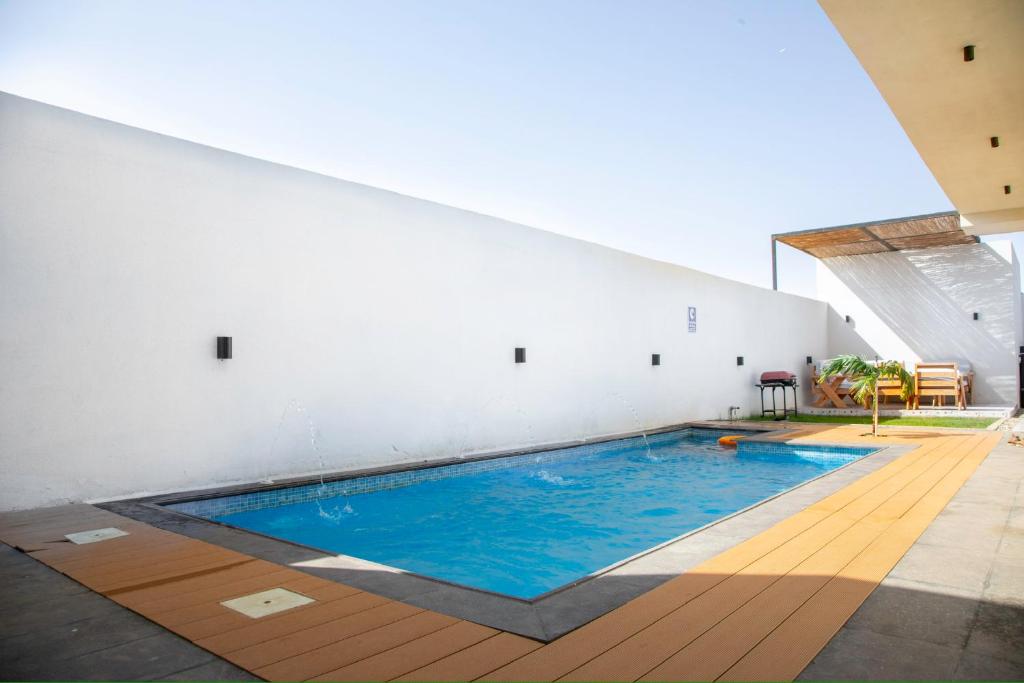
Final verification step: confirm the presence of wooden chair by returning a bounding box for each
[874,361,913,409]
[954,361,975,405]
[913,362,966,410]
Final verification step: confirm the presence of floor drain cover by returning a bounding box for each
[65,528,129,544]
[220,588,315,618]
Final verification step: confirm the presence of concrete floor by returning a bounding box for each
[1,438,1021,681]
[799,439,1024,681]
[0,544,255,682]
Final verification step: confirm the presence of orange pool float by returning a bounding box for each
[717,434,745,448]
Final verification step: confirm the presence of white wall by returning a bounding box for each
[0,93,828,511]
[817,242,1022,406]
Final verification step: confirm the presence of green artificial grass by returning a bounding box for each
[744,414,997,429]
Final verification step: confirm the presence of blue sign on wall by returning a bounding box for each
[688,306,697,333]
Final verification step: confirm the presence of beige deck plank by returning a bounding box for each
[638,435,988,681]
[718,433,1000,681]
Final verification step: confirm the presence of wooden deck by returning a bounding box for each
[0,425,1001,681]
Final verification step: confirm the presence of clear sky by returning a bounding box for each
[2,0,1014,296]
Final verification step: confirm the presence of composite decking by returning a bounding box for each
[0,426,1002,681]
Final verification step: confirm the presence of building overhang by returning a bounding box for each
[818,0,1024,235]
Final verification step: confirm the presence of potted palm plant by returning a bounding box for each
[818,355,914,436]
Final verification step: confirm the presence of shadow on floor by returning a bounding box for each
[3,536,1022,681]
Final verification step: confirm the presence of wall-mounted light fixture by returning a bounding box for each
[651,353,661,366]
[216,336,232,360]
[1006,185,1013,195]
[514,347,526,363]
[806,356,813,365]
[845,315,852,323]
[736,356,744,366]
[991,136,1000,148]
[973,312,980,321]
[963,44,975,61]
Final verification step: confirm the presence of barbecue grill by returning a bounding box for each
[755,371,798,419]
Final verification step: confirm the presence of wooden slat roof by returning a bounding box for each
[774,211,977,258]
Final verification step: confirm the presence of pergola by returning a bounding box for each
[770,211,978,289]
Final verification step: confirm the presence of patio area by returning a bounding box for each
[2,1,1023,681]
[2,424,1020,681]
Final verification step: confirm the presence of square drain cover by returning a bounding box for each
[221,588,315,618]
[65,528,129,544]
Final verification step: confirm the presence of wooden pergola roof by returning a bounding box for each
[773,211,977,259]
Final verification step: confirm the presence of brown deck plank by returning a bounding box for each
[478,572,723,681]
[43,535,198,570]
[310,620,498,682]
[139,568,303,625]
[91,555,255,594]
[397,632,542,682]
[111,559,285,607]
[68,545,238,584]
[145,573,348,630]
[221,599,420,671]
[196,592,396,662]
[255,610,458,682]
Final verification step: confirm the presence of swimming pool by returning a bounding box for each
[169,428,876,599]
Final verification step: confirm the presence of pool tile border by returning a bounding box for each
[165,428,873,520]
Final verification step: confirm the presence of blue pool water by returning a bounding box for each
[173,429,875,599]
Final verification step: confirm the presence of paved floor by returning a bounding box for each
[0,543,256,681]
[0,426,1018,681]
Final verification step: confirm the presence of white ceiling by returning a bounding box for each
[820,0,1024,234]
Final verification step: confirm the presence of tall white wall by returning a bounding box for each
[817,242,1022,406]
[0,93,828,511]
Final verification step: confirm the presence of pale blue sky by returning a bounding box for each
[2,0,1013,296]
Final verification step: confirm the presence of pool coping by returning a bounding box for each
[102,423,910,641]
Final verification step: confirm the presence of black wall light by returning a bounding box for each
[514,347,526,363]
[973,312,980,321]
[806,355,813,365]
[652,353,661,366]
[991,136,1000,148]
[217,336,232,360]
[845,315,852,323]
[736,356,744,366]
[1006,185,1013,195]
[963,44,975,61]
